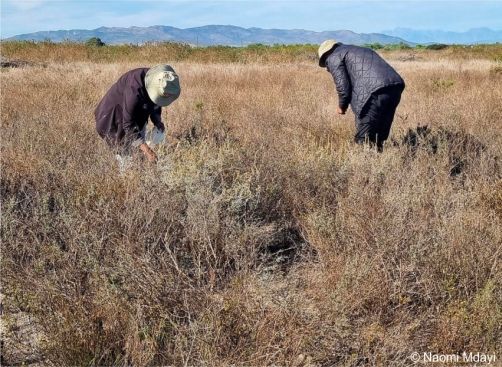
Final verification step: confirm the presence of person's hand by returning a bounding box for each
[337,106,346,115]
[140,143,157,163]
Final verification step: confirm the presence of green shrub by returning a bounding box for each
[426,43,449,50]
[383,42,412,51]
[364,43,384,50]
[85,37,105,47]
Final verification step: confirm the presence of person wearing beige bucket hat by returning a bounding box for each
[95,64,180,167]
[318,39,405,151]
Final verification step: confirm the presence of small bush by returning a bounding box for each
[85,37,105,47]
[426,43,449,50]
[364,43,384,50]
[383,42,412,51]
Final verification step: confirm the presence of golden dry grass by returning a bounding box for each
[1,48,501,366]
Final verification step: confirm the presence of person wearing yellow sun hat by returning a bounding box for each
[95,64,180,166]
[319,40,405,151]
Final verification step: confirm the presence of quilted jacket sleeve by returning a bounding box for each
[328,55,351,110]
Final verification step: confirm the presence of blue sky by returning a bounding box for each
[1,1,501,38]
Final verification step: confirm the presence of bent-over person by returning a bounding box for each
[318,40,405,151]
[95,64,180,167]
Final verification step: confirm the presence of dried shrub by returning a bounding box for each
[1,51,501,366]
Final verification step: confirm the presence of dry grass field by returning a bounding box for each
[1,44,501,366]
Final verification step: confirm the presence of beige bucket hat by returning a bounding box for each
[145,64,181,106]
[318,39,338,67]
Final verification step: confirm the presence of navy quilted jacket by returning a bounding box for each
[325,44,404,117]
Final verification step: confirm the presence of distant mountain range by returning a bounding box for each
[5,25,410,46]
[384,27,502,44]
[5,25,501,46]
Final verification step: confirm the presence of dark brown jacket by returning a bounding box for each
[95,68,164,147]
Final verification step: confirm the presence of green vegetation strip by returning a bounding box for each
[2,40,501,63]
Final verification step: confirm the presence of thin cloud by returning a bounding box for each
[4,0,46,11]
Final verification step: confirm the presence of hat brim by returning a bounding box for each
[147,90,180,107]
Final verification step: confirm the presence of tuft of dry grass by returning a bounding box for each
[1,48,501,366]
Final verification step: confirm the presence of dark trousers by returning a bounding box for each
[355,85,404,151]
